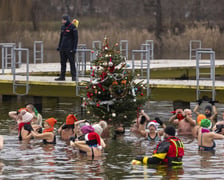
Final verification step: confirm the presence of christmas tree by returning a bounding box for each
[83,36,148,127]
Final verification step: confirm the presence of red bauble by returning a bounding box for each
[141,93,143,96]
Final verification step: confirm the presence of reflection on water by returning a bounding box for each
[0,96,224,179]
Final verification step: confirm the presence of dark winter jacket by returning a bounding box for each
[58,21,78,52]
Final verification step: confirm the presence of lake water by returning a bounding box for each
[0,96,224,179]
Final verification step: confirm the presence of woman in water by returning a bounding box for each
[18,110,34,141]
[58,114,77,140]
[198,118,224,151]
[70,125,105,158]
[30,118,57,144]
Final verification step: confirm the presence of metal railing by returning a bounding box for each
[145,40,154,60]
[190,40,201,60]
[196,48,215,101]
[12,48,29,96]
[120,40,128,59]
[131,45,151,96]
[0,43,16,74]
[75,48,94,96]
[34,41,44,63]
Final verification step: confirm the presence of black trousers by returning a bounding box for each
[59,51,76,78]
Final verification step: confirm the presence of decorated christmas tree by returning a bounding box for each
[83,36,148,127]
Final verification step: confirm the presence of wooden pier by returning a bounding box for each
[0,59,224,102]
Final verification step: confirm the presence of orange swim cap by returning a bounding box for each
[197,114,206,125]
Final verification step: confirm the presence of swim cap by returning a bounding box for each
[197,114,206,125]
[200,119,212,129]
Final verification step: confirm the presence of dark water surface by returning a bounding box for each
[0,96,224,179]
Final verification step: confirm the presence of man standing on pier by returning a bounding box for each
[55,14,78,81]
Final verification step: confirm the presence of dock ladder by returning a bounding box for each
[145,40,154,60]
[196,48,215,101]
[0,43,16,74]
[190,40,201,60]
[120,40,128,59]
[12,48,30,96]
[75,48,94,97]
[131,44,151,96]
[33,41,44,64]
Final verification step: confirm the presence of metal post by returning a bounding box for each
[18,42,22,67]
[1,47,4,74]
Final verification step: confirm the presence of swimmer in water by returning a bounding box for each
[197,119,224,151]
[145,118,166,142]
[58,114,77,140]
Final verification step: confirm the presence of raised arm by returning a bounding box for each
[193,99,202,116]
[211,132,224,140]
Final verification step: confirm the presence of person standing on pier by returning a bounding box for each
[55,14,78,81]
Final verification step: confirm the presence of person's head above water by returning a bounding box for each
[164,125,176,137]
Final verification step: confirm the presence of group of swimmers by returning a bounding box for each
[130,99,224,166]
[3,98,224,164]
[132,99,224,152]
[7,103,108,158]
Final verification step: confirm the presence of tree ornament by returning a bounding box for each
[121,79,127,85]
[112,113,116,117]
[141,93,144,96]
[112,81,118,85]
[109,61,113,67]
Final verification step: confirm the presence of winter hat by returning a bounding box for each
[164,125,176,136]
[197,114,206,125]
[92,124,103,136]
[81,125,94,134]
[147,120,159,129]
[18,108,28,113]
[85,132,102,149]
[99,120,108,130]
[62,14,70,21]
[200,119,212,129]
[43,118,57,133]
[66,114,78,125]
[22,111,33,123]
